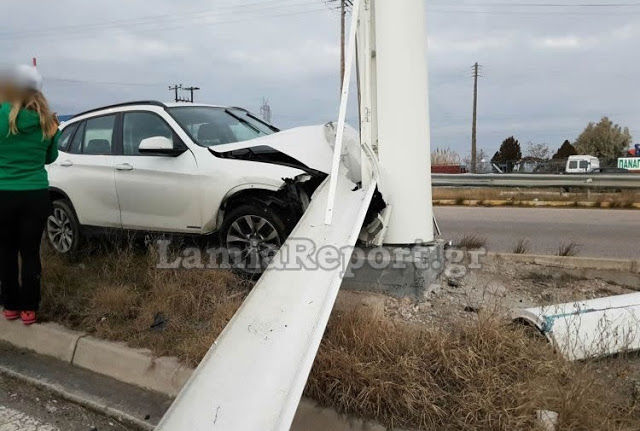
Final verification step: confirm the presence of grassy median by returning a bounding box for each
[433,188,640,208]
[40,244,640,430]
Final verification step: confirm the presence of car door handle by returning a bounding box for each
[59,160,73,167]
[115,163,134,171]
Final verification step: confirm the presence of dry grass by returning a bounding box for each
[40,243,640,430]
[41,244,250,365]
[513,238,531,254]
[557,241,581,257]
[434,188,640,208]
[456,234,487,250]
[308,310,639,430]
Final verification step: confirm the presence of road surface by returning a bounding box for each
[0,375,133,431]
[435,206,638,259]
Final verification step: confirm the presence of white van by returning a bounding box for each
[565,155,600,174]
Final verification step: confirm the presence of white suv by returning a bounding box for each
[47,101,336,272]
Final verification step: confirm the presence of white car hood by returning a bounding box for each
[209,124,363,183]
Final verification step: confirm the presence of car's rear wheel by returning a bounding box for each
[47,199,81,255]
[220,202,287,275]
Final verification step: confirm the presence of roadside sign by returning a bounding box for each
[619,157,640,171]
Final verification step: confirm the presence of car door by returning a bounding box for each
[113,111,201,233]
[51,115,121,228]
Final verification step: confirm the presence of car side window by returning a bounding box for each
[69,122,85,154]
[83,115,116,155]
[57,123,78,152]
[123,112,174,156]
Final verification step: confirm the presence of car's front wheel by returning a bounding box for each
[47,199,81,255]
[219,202,287,275]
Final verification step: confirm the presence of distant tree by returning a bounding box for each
[491,136,522,172]
[552,140,578,160]
[575,117,632,162]
[525,142,551,160]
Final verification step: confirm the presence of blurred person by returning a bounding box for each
[0,65,59,325]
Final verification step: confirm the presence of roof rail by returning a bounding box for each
[71,100,167,119]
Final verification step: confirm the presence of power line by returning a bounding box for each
[183,86,201,103]
[49,77,163,87]
[169,84,183,102]
[433,1,640,6]
[0,1,329,42]
[0,0,320,39]
[430,8,640,15]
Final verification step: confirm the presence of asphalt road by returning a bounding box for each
[0,375,133,431]
[435,206,639,259]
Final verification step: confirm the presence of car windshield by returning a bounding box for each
[168,106,276,147]
[228,108,279,135]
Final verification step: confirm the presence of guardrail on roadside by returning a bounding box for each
[432,174,640,189]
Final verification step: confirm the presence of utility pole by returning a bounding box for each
[183,86,201,103]
[169,84,182,103]
[471,63,480,173]
[326,1,352,87]
[340,0,346,83]
[260,98,272,123]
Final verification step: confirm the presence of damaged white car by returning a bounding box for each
[47,101,378,272]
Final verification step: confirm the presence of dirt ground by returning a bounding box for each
[337,258,635,327]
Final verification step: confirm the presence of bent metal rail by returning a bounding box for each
[432,173,640,189]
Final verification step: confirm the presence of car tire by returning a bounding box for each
[219,201,288,275]
[47,199,82,255]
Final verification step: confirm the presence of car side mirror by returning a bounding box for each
[139,136,186,156]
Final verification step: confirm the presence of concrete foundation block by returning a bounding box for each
[72,336,192,396]
[341,241,445,299]
[0,320,83,363]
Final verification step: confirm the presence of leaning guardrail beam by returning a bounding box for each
[156,176,376,431]
[433,173,640,189]
[514,292,640,361]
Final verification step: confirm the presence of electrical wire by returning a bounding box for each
[0,0,328,41]
[432,1,640,6]
[0,0,319,38]
[46,77,164,87]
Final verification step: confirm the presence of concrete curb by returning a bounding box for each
[0,364,154,431]
[0,319,83,362]
[72,336,193,397]
[488,252,640,274]
[0,320,398,431]
[434,199,640,210]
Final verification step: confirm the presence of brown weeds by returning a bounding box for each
[40,244,640,430]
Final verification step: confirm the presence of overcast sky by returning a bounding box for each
[2,0,639,157]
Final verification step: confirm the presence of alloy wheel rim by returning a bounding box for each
[47,208,74,253]
[226,215,281,274]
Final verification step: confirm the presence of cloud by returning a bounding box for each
[61,32,190,63]
[429,35,513,53]
[536,36,581,49]
[1,0,638,156]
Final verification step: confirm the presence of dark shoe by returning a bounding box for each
[20,311,37,326]
[3,310,19,321]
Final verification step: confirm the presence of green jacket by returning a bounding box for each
[0,102,60,191]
